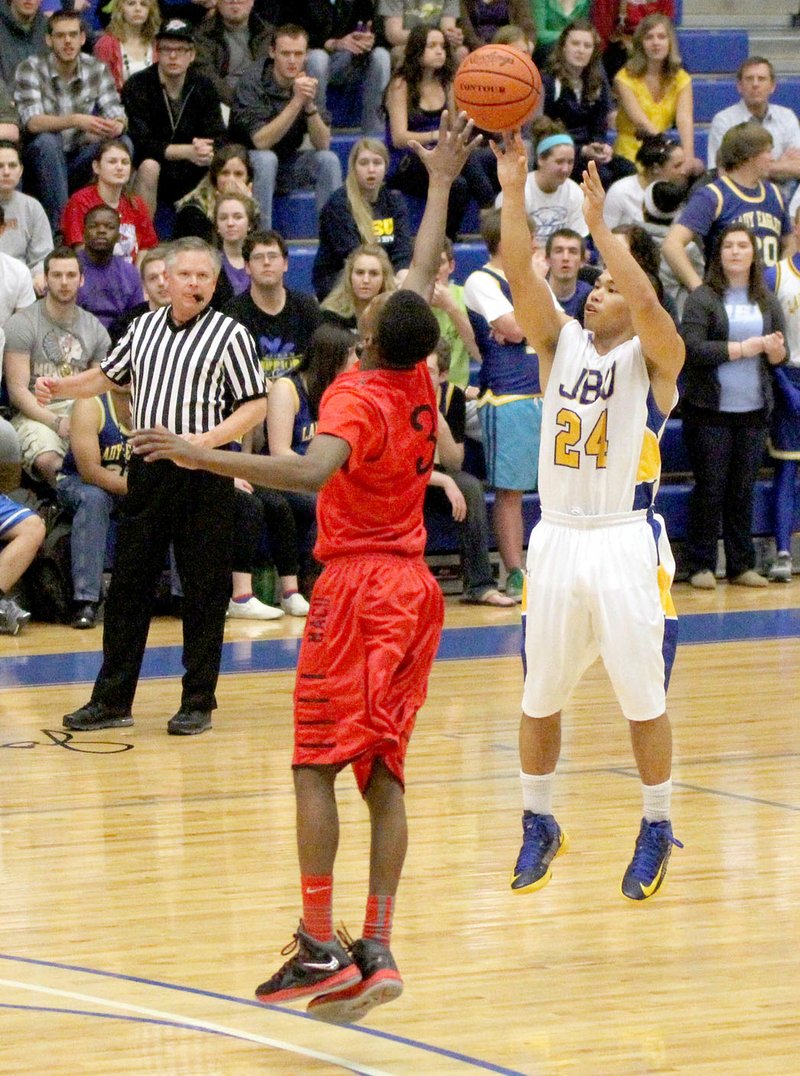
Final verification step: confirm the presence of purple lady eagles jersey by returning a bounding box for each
[678,175,790,268]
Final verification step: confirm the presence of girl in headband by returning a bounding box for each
[494,118,589,244]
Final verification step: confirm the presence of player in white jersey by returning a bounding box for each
[765,204,800,581]
[493,134,685,902]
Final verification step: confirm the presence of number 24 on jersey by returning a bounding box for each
[554,407,609,469]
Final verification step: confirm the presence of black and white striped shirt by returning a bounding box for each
[101,306,265,434]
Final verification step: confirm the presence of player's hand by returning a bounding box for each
[234,477,254,493]
[131,426,204,469]
[442,475,467,522]
[491,130,528,193]
[580,160,606,232]
[409,110,481,186]
[35,376,59,405]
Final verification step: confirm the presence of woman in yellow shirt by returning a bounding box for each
[613,14,702,174]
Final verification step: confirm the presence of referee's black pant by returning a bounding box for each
[91,455,234,716]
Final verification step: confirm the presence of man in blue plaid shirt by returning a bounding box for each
[14,7,128,231]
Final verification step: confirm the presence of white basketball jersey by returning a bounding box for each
[774,256,800,367]
[538,320,673,516]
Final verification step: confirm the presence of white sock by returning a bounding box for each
[642,778,672,822]
[520,770,555,816]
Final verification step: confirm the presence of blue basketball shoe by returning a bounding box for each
[621,818,683,901]
[510,812,568,893]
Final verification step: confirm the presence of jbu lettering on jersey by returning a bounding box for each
[559,361,616,405]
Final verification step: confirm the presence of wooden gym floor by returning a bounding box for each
[0,579,798,1074]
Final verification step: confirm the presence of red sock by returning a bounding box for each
[301,874,333,942]
[363,894,394,947]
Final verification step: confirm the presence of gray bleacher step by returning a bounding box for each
[682,0,798,29]
[748,30,800,75]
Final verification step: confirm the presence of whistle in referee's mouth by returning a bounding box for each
[193,293,203,303]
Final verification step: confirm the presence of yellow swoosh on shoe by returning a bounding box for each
[638,863,665,899]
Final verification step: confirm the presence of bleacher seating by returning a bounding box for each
[691,78,741,123]
[676,30,749,75]
[403,194,484,236]
[328,85,363,131]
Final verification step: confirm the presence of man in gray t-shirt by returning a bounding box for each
[3,247,109,484]
[378,0,464,56]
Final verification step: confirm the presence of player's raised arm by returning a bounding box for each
[581,160,684,413]
[401,111,481,300]
[493,132,569,384]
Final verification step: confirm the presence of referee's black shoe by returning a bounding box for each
[64,701,134,731]
[167,709,212,735]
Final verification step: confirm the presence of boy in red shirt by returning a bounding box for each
[131,113,478,1026]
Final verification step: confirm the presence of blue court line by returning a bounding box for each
[0,953,527,1076]
[1,607,799,690]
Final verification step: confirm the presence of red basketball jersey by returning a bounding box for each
[314,361,437,560]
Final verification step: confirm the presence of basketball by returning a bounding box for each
[453,45,542,134]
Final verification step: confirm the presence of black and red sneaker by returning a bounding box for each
[254,923,360,1004]
[306,936,403,1024]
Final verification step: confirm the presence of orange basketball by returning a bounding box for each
[454,45,542,133]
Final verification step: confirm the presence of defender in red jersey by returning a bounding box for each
[132,111,480,1025]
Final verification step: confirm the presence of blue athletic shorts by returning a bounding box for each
[479,393,541,491]
[0,495,35,538]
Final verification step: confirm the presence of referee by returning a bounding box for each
[36,238,267,735]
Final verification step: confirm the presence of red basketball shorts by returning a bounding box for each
[293,554,444,793]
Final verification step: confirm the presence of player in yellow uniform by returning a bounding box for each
[493,134,685,901]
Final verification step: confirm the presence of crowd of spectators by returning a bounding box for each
[1,0,800,634]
